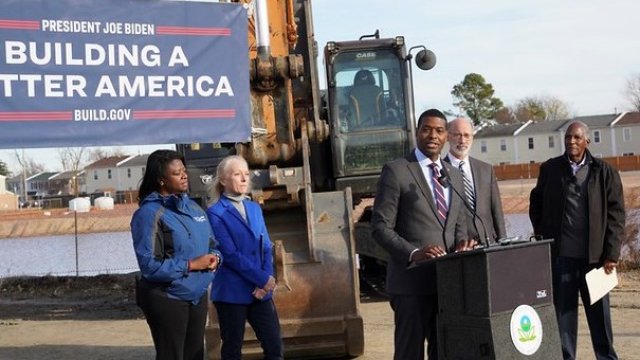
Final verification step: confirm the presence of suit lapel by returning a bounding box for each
[221,197,254,234]
[468,158,485,210]
[440,160,458,228]
[443,154,451,165]
[406,153,444,227]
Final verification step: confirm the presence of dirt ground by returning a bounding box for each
[1,172,640,359]
[0,270,639,359]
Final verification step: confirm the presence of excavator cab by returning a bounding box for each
[323,34,436,268]
[325,36,431,199]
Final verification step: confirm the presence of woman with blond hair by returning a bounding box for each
[207,155,283,360]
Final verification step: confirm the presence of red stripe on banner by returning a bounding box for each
[0,111,72,121]
[156,26,231,36]
[0,19,40,30]
[134,109,235,120]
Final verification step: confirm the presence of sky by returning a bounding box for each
[2,0,640,174]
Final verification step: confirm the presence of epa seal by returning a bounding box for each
[510,304,543,355]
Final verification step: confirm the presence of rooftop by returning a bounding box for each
[84,155,132,169]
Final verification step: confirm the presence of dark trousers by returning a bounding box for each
[389,294,438,360]
[214,299,283,360]
[552,256,618,360]
[137,288,208,360]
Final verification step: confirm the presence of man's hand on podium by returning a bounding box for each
[411,245,447,263]
[455,239,480,253]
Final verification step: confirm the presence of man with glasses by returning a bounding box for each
[529,121,624,360]
[443,117,506,244]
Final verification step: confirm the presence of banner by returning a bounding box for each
[0,0,251,148]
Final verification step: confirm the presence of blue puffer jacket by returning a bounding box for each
[131,192,221,304]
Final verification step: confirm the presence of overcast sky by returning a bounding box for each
[2,0,639,174]
[313,0,640,115]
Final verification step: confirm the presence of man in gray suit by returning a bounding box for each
[371,109,476,360]
[444,117,506,244]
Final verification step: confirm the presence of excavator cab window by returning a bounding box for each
[335,70,404,130]
[347,69,384,127]
[328,48,410,177]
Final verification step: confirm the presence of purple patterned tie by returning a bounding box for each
[429,163,448,222]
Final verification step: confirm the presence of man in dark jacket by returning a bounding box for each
[529,121,625,360]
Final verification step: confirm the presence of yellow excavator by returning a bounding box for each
[176,0,436,358]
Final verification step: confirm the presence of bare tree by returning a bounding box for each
[88,147,127,162]
[514,97,546,122]
[513,95,571,122]
[111,147,126,157]
[14,150,45,202]
[625,74,640,111]
[544,96,571,121]
[14,150,45,176]
[88,148,109,162]
[58,148,87,172]
[58,148,87,196]
[494,107,516,124]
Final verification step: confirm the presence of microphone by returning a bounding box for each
[437,167,491,248]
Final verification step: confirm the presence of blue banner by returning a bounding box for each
[0,0,250,148]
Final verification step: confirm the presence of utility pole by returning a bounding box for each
[22,150,26,202]
[16,149,27,208]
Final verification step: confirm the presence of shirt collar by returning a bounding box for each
[567,155,586,167]
[223,192,250,203]
[415,148,443,168]
[446,153,468,169]
[567,153,587,168]
[566,153,588,175]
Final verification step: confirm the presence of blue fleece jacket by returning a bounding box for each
[131,192,220,304]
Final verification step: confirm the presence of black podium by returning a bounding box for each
[435,240,562,359]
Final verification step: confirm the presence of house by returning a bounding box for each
[6,174,23,196]
[556,113,620,158]
[471,112,639,165]
[48,170,86,196]
[469,123,529,165]
[83,155,133,194]
[611,112,640,156]
[0,175,19,211]
[25,172,59,197]
[513,119,568,163]
[117,154,148,191]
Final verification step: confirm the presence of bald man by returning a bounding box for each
[443,117,506,244]
[530,121,624,360]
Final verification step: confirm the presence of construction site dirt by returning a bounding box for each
[1,173,639,360]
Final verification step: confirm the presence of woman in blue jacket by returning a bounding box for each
[207,155,283,360]
[131,149,221,360]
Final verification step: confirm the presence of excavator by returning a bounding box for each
[176,0,436,358]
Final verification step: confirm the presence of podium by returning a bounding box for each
[435,240,562,359]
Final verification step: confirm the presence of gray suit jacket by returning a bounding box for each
[444,155,507,242]
[371,152,468,296]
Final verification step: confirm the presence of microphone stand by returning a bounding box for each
[437,173,491,248]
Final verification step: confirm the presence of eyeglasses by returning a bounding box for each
[450,132,473,140]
